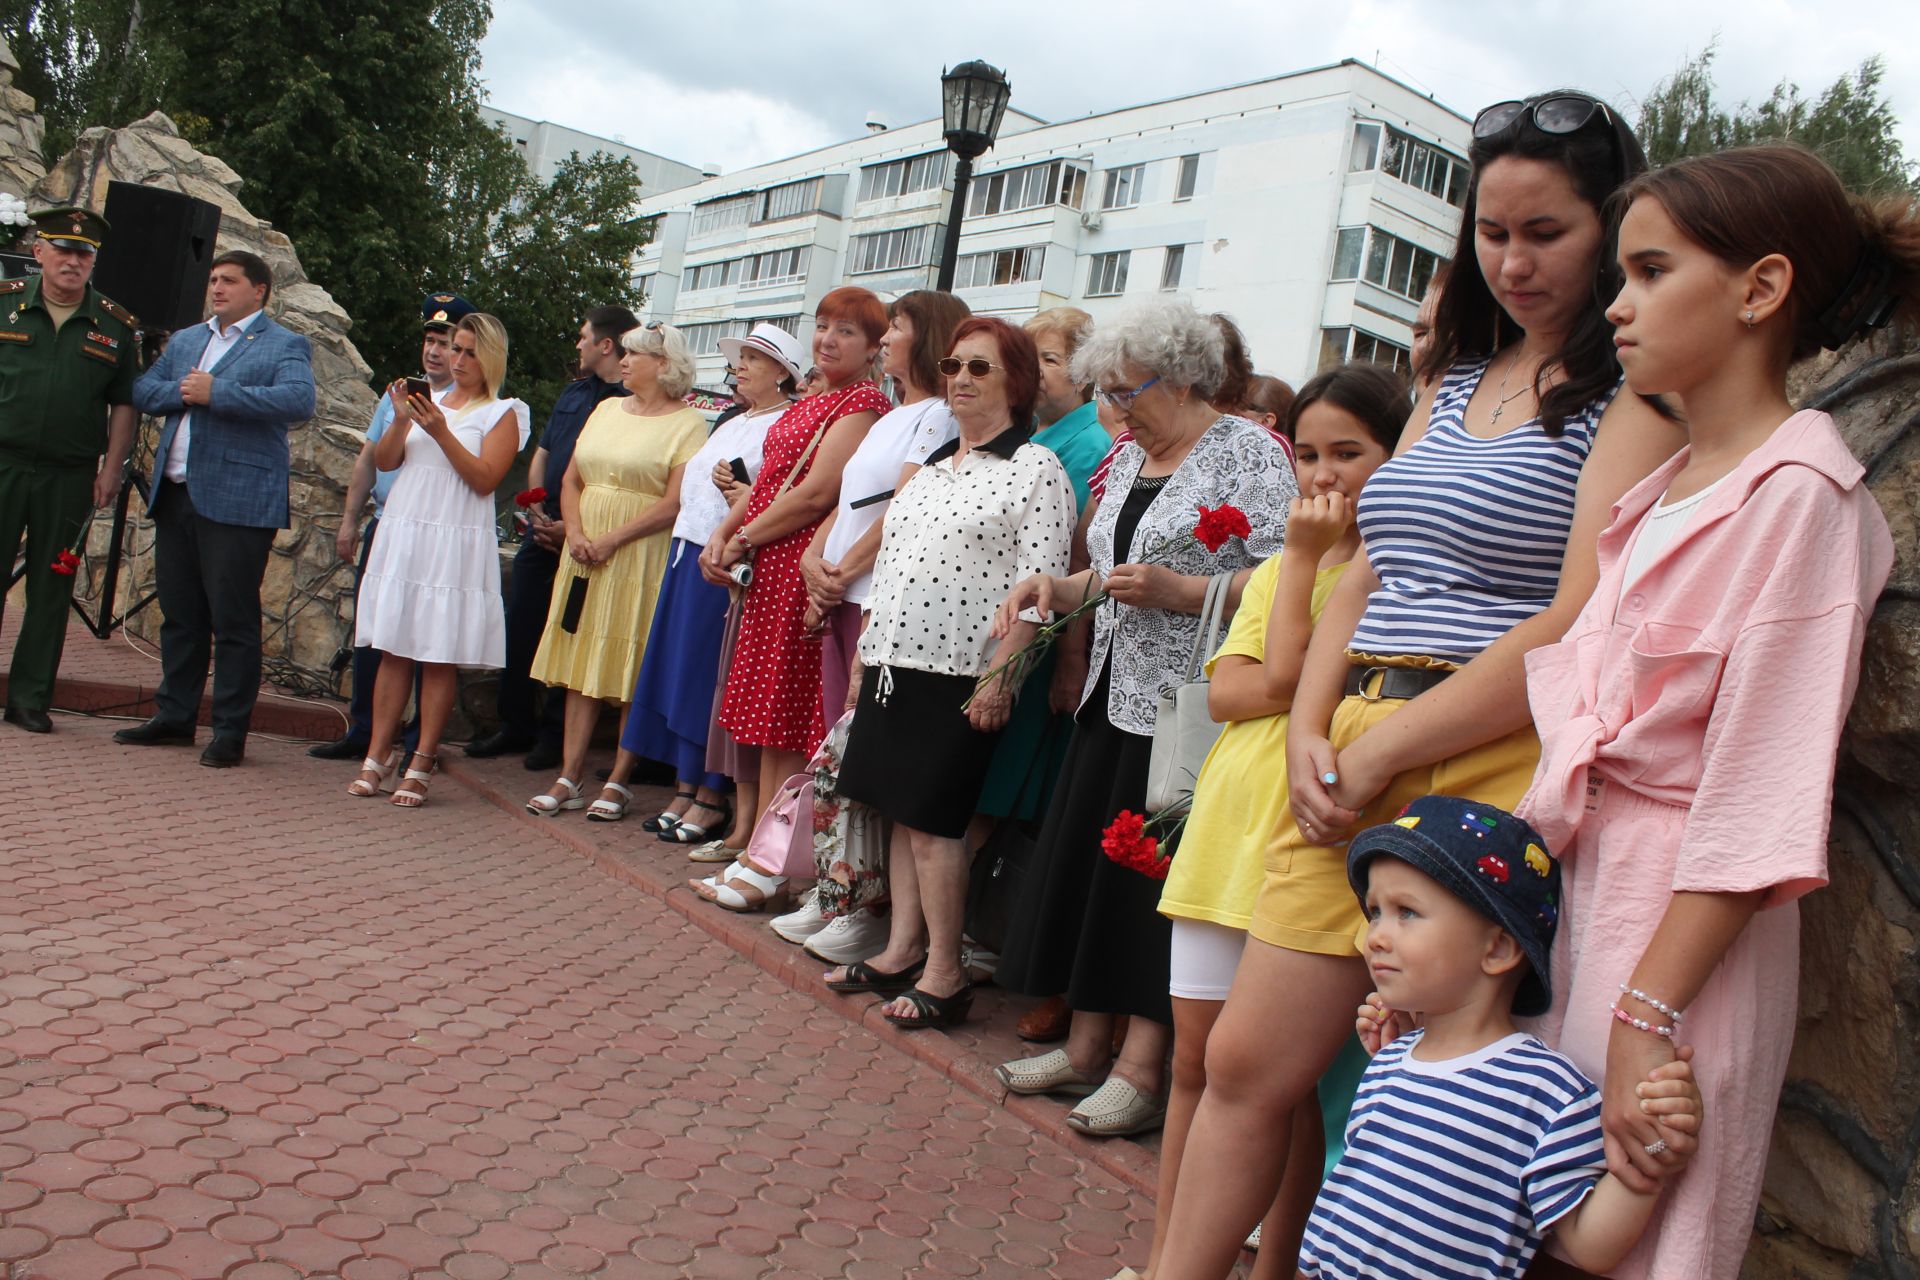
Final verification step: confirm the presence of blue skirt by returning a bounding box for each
[621,539,730,789]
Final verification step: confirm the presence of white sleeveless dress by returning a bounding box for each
[355,396,530,666]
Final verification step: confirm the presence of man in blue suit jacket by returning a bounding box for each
[116,249,316,766]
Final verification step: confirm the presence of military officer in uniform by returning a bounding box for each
[0,206,138,733]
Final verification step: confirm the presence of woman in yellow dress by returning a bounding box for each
[526,323,708,814]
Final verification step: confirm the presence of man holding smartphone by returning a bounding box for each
[466,305,636,768]
[308,292,472,759]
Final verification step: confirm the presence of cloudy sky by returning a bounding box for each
[477,1,1917,179]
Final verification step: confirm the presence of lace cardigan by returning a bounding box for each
[1082,414,1297,734]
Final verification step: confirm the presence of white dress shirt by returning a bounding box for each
[163,309,263,483]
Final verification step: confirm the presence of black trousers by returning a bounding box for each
[499,534,564,745]
[346,517,418,750]
[151,480,275,739]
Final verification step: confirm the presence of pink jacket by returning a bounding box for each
[1520,409,1893,907]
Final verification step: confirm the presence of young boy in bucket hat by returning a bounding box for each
[1295,796,1701,1280]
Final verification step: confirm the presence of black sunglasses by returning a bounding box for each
[1473,95,1613,142]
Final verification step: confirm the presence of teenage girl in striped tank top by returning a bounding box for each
[1150,94,1688,1280]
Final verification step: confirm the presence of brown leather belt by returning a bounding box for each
[1343,664,1451,701]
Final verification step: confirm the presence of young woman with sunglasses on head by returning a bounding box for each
[1148,93,1688,1280]
[1508,144,1897,1280]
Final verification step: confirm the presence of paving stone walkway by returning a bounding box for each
[0,713,1158,1278]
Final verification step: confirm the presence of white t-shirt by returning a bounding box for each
[1618,474,1725,597]
[671,402,787,546]
[821,396,957,605]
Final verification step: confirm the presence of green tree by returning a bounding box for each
[471,151,648,429]
[0,0,173,155]
[1639,45,1917,194]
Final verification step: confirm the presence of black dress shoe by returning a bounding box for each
[4,706,52,734]
[200,737,245,768]
[465,728,533,759]
[308,734,371,760]
[522,739,562,772]
[113,717,196,746]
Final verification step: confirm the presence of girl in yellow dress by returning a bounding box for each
[526,323,707,814]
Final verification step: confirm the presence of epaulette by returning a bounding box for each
[0,279,25,295]
[97,294,135,327]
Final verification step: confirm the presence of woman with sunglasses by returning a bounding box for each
[988,295,1296,1140]
[1146,93,1688,1279]
[821,318,1076,1027]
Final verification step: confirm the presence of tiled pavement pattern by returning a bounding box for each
[0,711,1162,1278]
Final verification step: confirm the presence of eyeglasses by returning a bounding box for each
[937,357,1004,378]
[1093,375,1161,412]
[1473,94,1612,142]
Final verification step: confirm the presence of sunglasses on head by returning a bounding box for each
[937,357,1004,378]
[1473,94,1613,142]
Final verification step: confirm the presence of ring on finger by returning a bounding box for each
[1643,1138,1669,1157]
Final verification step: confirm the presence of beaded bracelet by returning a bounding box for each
[1619,983,1685,1024]
[1610,1001,1676,1040]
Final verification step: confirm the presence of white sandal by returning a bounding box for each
[346,748,403,797]
[526,776,584,815]
[689,860,790,913]
[391,754,437,810]
[585,781,632,822]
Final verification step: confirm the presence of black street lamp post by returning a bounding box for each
[935,60,1012,292]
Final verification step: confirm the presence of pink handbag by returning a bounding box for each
[743,772,816,878]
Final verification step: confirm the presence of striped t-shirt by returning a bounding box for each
[1298,1030,1605,1280]
[1348,360,1617,663]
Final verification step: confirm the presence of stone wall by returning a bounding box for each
[0,41,46,198]
[28,106,376,682]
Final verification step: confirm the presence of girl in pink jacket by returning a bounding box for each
[1519,144,1901,1279]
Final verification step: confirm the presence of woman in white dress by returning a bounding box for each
[349,312,531,807]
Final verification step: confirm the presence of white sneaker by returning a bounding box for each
[803,908,889,964]
[770,886,829,944]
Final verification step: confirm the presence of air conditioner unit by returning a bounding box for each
[1080,210,1103,231]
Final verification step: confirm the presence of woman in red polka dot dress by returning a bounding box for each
[702,287,891,870]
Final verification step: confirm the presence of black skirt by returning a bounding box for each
[837,663,1003,839]
[996,665,1172,1026]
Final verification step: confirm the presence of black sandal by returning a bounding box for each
[883,986,974,1030]
[824,957,927,994]
[641,788,697,833]
[658,798,734,844]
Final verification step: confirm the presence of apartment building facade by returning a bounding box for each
[631,60,1472,388]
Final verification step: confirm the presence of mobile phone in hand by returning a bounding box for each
[404,376,431,400]
[729,457,751,485]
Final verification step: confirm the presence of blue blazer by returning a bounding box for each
[134,313,316,529]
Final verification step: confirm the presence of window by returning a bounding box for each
[1331,227,1445,302]
[1087,251,1129,297]
[759,314,801,336]
[1318,326,1412,374]
[680,319,750,356]
[966,160,1088,216]
[849,225,934,274]
[1351,124,1470,208]
[954,245,1046,289]
[755,178,822,223]
[1331,227,1366,281]
[858,152,949,202]
[741,247,806,287]
[684,258,739,291]
[690,195,752,236]
[1160,244,1186,291]
[1102,164,1145,210]
[1175,153,1199,201]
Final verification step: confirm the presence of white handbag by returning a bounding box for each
[1145,571,1234,813]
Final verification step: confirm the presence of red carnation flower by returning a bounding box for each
[1193,503,1253,553]
[1101,810,1169,879]
[50,559,75,576]
[513,487,549,509]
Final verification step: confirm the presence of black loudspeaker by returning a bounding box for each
[92,181,223,331]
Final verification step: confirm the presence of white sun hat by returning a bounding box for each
[717,322,807,384]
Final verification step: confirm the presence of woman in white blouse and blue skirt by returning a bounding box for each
[990,297,1297,1139]
[825,317,1076,1030]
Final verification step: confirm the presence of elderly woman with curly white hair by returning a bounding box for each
[525,322,709,815]
[990,296,1297,1139]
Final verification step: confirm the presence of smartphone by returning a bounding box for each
[728,457,751,485]
[560,576,589,634]
[403,376,431,400]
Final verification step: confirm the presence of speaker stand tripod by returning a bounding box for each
[3,473,158,642]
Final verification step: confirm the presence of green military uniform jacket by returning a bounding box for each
[0,275,138,470]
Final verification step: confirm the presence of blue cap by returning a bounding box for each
[1346,795,1561,1017]
[421,292,476,330]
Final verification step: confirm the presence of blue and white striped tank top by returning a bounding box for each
[1348,359,1619,664]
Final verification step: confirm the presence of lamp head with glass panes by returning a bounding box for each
[941,60,1012,162]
